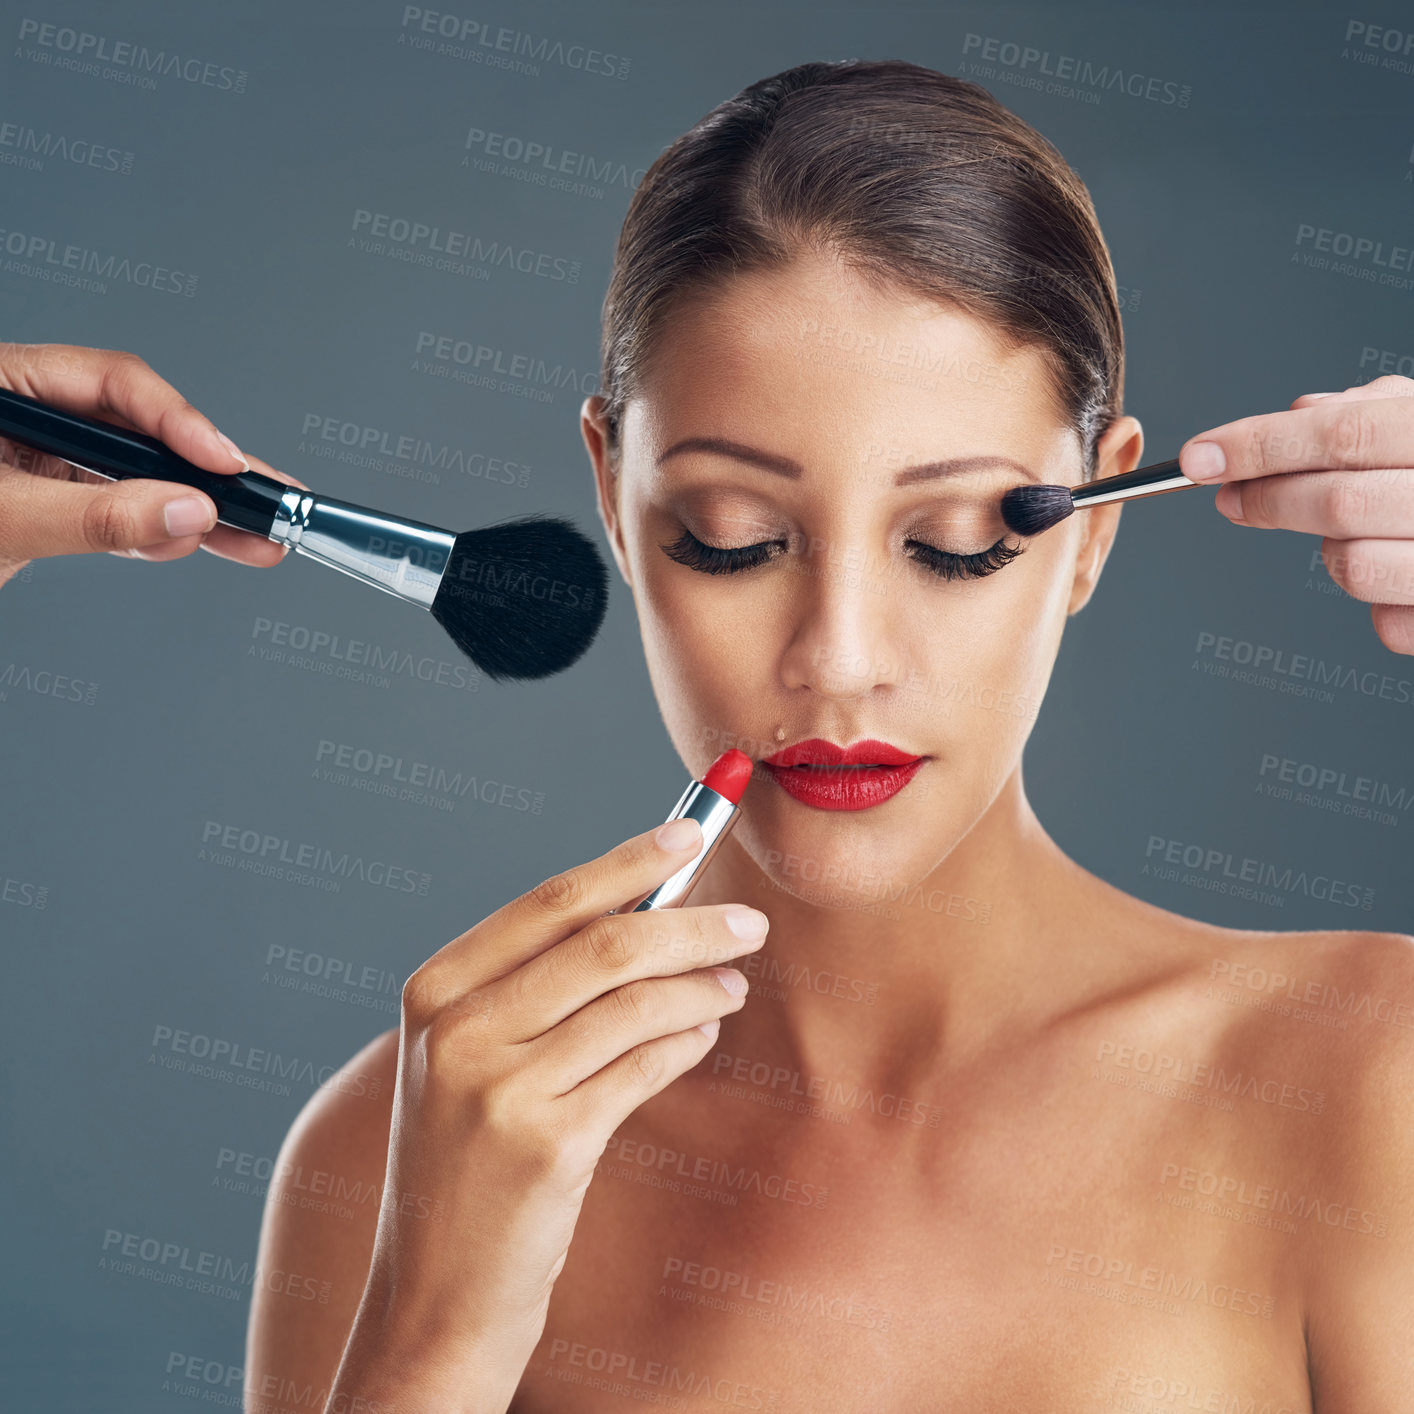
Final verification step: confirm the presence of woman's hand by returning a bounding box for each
[326,816,767,1412]
[1178,374,1414,655]
[0,341,306,585]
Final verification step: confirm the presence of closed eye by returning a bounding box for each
[659,527,1023,580]
[903,536,1023,580]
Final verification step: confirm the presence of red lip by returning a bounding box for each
[760,738,925,812]
[763,738,920,768]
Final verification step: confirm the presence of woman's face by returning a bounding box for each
[584,249,1139,910]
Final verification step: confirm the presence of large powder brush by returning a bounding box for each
[0,387,608,681]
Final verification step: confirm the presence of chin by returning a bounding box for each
[733,771,973,917]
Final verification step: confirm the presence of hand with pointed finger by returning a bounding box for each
[1178,374,1414,655]
[0,340,308,588]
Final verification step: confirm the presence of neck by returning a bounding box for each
[686,767,1100,1105]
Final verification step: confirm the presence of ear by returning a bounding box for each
[581,395,632,588]
[1066,414,1143,615]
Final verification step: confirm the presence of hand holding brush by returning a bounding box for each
[999,377,1414,656]
[0,343,608,680]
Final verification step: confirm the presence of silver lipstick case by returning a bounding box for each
[267,490,455,610]
[622,780,743,912]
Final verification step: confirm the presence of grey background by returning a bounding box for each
[1,0,1410,1405]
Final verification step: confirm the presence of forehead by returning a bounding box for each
[626,250,1076,475]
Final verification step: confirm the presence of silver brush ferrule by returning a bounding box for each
[623,781,742,913]
[268,491,456,610]
[1069,458,1196,509]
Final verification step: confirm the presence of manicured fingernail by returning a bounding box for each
[696,1018,721,1039]
[712,968,749,996]
[163,494,216,537]
[1183,441,1226,481]
[213,428,248,470]
[656,818,702,851]
[724,906,768,940]
[1215,482,1245,523]
[1303,392,1337,401]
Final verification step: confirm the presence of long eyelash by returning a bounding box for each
[658,527,1025,581]
[904,536,1024,581]
[659,528,785,575]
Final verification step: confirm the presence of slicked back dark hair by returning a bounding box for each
[598,58,1124,479]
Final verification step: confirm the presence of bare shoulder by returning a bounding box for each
[1190,921,1414,1074]
[1109,902,1414,1398]
[1266,925,1414,1170]
[1245,928,1414,1410]
[1146,905,1414,1095]
[266,1025,401,1197]
[1146,916,1414,1406]
[1084,877,1414,1163]
[245,1027,401,1402]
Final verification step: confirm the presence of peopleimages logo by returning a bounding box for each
[0,660,98,705]
[399,6,630,79]
[314,738,545,814]
[2,873,47,909]
[14,19,248,92]
[0,118,134,174]
[298,412,530,488]
[1294,223,1414,289]
[1193,629,1414,706]
[249,616,480,692]
[200,820,433,896]
[1143,834,1375,911]
[1257,752,1410,825]
[960,32,1192,106]
[147,1023,383,1101]
[349,208,580,283]
[462,126,647,193]
[1340,19,1414,74]
[1159,1160,1389,1238]
[0,226,197,296]
[1095,1040,1326,1115]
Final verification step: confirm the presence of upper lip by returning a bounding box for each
[762,738,923,768]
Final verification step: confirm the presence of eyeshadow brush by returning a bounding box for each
[1000,458,1198,538]
[0,386,608,681]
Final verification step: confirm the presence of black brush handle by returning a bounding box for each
[0,386,289,537]
[1070,457,1192,506]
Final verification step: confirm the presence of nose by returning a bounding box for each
[777,534,909,699]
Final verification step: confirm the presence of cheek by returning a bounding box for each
[637,555,748,662]
[914,557,1068,688]
[632,557,765,754]
[904,554,1073,768]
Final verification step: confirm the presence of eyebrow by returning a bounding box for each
[655,436,1039,485]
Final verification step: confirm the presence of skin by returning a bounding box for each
[1184,376,1414,656]
[247,252,1414,1412]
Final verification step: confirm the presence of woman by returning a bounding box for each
[242,61,1414,1411]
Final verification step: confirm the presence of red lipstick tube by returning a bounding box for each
[620,748,753,912]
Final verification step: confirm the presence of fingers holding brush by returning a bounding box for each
[0,341,306,578]
[196,451,309,567]
[1179,375,1414,655]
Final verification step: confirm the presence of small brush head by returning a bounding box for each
[431,514,609,682]
[1000,483,1076,538]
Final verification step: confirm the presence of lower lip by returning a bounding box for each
[761,760,925,811]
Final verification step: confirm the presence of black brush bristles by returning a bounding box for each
[431,514,609,682]
[999,484,1077,538]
